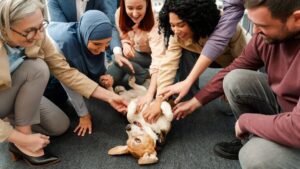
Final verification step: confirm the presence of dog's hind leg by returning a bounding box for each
[160,102,173,122]
[128,76,147,92]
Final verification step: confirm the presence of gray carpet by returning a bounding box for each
[0,68,241,169]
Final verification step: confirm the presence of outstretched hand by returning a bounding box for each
[108,94,128,115]
[159,80,191,104]
[99,74,114,90]
[142,98,163,123]
[173,97,201,120]
[115,54,135,73]
[136,94,153,113]
[74,114,92,136]
[122,43,135,59]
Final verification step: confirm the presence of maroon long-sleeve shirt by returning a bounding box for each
[195,33,300,148]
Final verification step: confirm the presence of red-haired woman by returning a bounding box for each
[107,0,165,109]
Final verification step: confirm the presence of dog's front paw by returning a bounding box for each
[160,102,173,121]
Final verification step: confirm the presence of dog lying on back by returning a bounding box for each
[108,99,173,165]
[99,75,173,165]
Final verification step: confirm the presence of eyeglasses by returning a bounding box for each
[10,20,49,40]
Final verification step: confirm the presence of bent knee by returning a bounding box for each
[239,138,276,169]
[48,117,70,136]
[24,59,50,82]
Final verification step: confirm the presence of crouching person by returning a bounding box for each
[0,0,127,166]
[172,0,300,168]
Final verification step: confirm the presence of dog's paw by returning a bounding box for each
[128,76,136,87]
[115,86,126,94]
[160,102,173,121]
[138,152,158,165]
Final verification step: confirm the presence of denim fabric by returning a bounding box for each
[222,69,300,169]
[106,51,151,87]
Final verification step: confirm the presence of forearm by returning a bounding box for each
[61,84,89,117]
[185,55,213,85]
[147,72,158,98]
[201,0,245,60]
[6,130,29,145]
[91,86,116,103]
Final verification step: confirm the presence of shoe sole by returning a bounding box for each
[213,148,239,160]
[10,151,61,167]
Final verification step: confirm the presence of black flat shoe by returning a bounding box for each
[213,139,243,160]
[9,143,60,166]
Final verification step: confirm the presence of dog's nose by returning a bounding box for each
[126,124,131,131]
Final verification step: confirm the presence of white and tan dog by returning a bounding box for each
[108,99,173,165]
[100,75,173,164]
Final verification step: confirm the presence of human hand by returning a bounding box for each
[99,74,114,89]
[173,97,201,120]
[235,120,248,139]
[108,94,128,115]
[136,94,153,112]
[142,98,163,123]
[122,43,135,59]
[159,80,191,104]
[74,114,92,136]
[115,54,135,73]
[23,133,50,152]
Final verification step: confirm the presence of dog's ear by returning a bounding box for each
[138,152,158,165]
[157,130,167,148]
[108,145,129,155]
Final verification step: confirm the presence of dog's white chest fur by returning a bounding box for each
[127,99,173,142]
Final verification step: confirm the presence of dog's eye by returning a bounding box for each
[135,138,141,143]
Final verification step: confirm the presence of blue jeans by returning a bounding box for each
[106,51,151,87]
[223,69,300,169]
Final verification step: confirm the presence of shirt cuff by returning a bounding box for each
[113,47,122,55]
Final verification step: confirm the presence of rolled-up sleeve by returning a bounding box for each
[148,21,165,75]
[201,0,245,60]
[157,36,182,94]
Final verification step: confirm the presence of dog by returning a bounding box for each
[100,74,173,164]
[108,99,173,165]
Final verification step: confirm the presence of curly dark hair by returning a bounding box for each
[159,0,220,45]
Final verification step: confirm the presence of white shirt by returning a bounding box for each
[76,0,88,21]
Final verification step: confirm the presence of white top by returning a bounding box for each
[76,0,88,21]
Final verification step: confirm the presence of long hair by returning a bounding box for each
[159,0,220,45]
[0,0,45,41]
[119,0,154,34]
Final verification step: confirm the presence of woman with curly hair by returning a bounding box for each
[143,0,246,122]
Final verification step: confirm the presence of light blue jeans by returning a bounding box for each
[223,69,300,169]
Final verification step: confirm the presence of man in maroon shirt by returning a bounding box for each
[171,0,300,168]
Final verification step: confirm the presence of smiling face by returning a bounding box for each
[248,6,299,43]
[7,9,45,47]
[124,0,147,25]
[169,12,193,41]
[87,37,112,55]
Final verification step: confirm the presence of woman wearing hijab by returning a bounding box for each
[46,10,116,137]
[0,0,127,166]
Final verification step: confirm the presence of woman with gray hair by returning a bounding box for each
[0,0,128,166]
